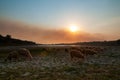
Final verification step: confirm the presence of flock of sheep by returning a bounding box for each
[69,46,105,60]
[5,46,106,62]
[5,48,33,62]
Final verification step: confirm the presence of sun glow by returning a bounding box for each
[69,25,78,32]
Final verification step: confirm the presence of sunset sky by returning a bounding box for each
[0,0,120,44]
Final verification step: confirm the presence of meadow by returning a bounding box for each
[0,45,120,80]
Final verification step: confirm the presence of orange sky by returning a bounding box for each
[0,0,120,44]
[0,20,118,44]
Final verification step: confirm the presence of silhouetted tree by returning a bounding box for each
[6,35,11,39]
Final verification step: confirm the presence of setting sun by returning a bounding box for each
[69,25,78,32]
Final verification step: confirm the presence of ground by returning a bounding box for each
[0,46,120,80]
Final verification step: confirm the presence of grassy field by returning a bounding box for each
[0,46,120,80]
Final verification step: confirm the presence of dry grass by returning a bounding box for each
[0,46,120,80]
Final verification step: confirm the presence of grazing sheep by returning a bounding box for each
[79,48,97,55]
[17,48,33,60]
[89,47,105,53]
[69,50,85,60]
[5,51,19,62]
[72,47,99,55]
[5,48,33,62]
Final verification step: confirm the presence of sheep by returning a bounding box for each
[69,50,85,60]
[89,47,105,53]
[70,47,97,55]
[5,48,33,62]
[5,51,19,62]
[77,48,97,55]
[17,48,33,60]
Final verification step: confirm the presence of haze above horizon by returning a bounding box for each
[0,0,120,43]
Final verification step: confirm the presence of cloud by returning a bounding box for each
[0,19,111,44]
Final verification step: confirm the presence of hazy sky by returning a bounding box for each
[0,0,120,43]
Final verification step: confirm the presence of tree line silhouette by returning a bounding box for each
[0,34,36,46]
[0,34,120,46]
[73,40,120,46]
[56,39,120,46]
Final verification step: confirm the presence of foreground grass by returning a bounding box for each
[0,58,120,80]
[0,46,120,80]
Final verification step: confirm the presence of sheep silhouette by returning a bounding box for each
[17,48,33,60]
[69,50,85,60]
[5,48,33,62]
[5,51,19,62]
